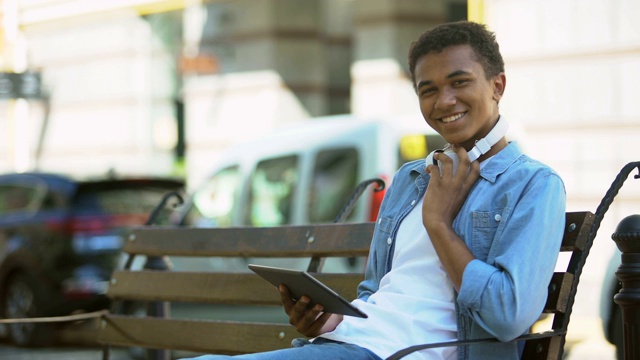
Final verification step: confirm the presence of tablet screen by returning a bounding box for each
[248,264,367,318]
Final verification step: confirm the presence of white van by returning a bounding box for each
[178,115,446,230]
[161,116,446,337]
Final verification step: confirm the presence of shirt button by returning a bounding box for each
[411,200,416,206]
[494,214,502,222]
[387,237,392,245]
[378,218,382,224]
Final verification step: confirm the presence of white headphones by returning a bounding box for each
[425,117,509,174]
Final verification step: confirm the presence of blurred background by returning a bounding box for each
[1,0,639,358]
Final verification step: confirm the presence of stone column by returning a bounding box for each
[351,0,447,118]
[183,0,354,183]
[190,0,353,120]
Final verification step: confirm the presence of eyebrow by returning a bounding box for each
[416,69,472,90]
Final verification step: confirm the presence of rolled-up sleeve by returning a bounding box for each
[456,172,566,341]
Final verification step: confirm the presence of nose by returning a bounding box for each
[435,88,456,110]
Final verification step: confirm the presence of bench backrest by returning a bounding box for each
[521,211,594,359]
[98,211,594,358]
[99,222,373,355]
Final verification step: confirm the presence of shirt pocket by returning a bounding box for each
[471,210,504,261]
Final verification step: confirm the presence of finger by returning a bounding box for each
[279,285,295,312]
[451,145,474,179]
[288,295,313,326]
[280,286,312,326]
[298,303,325,334]
[434,151,454,178]
[452,145,471,165]
[425,163,440,179]
[293,295,312,314]
[427,149,444,175]
[464,161,481,186]
[303,310,332,337]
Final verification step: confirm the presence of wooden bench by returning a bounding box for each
[99,221,373,358]
[97,209,596,360]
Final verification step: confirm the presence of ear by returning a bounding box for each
[492,73,506,103]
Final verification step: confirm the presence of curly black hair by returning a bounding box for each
[408,21,504,90]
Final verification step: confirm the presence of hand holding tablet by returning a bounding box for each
[248,264,368,318]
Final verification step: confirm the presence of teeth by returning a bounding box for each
[442,113,464,123]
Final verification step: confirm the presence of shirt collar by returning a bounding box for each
[408,141,523,184]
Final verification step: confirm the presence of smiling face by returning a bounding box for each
[414,44,506,152]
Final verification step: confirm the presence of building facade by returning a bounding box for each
[0,0,465,184]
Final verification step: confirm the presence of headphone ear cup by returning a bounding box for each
[424,150,438,169]
[440,148,460,174]
[425,148,460,175]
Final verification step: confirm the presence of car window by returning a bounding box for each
[40,191,65,211]
[308,148,359,223]
[73,183,183,225]
[0,184,44,216]
[185,166,241,227]
[245,155,298,226]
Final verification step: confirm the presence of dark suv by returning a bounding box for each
[0,172,184,346]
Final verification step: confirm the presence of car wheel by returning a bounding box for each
[611,306,624,360]
[2,273,55,347]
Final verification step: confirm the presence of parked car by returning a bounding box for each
[0,172,184,347]
[600,248,623,360]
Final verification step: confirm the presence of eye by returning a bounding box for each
[419,87,436,97]
[452,79,469,87]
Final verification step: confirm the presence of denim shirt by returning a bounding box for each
[356,142,566,360]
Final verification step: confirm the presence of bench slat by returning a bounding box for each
[521,334,563,360]
[108,271,363,304]
[124,222,375,257]
[560,211,594,251]
[544,272,574,314]
[99,315,300,354]
[109,270,570,314]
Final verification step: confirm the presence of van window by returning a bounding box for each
[308,148,359,223]
[245,156,298,226]
[183,166,241,227]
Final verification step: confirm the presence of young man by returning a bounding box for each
[186,20,566,360]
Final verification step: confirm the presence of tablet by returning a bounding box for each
[248,264,367,318]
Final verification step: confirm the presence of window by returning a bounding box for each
[308,148,359,223]
[73,181,185,226]
[0,184,41,216]
[245,156,298,226]
[185,166,241,227]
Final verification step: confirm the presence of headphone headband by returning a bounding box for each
[466,117,509,162]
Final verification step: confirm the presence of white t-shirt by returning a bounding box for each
[321,197,457,360]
